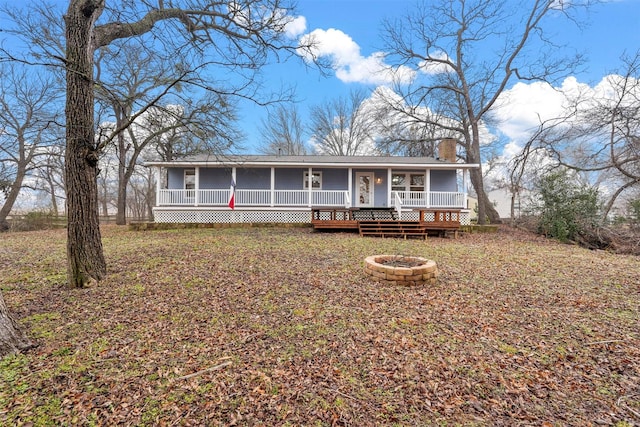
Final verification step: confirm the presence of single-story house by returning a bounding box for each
[145,145,479,226]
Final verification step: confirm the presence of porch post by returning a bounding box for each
[348,168,353,208]
[155,166,161,207]
[462,168,468,209]
[425,169,431,208]
[194,166,200,206]
[308,167,313,207]
[270,167,275,207]
[387,168,392,208]
[230,167,237,209]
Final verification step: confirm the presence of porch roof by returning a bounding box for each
[145,154,480,169]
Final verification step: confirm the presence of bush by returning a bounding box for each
[9,211,65,232]
[533,169,603,245]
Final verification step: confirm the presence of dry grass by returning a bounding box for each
[1,225,639,426]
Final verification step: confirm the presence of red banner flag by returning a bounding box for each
[228,177,236,210]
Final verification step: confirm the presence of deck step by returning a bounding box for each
[351,208,398,221]
[358,220,427,239]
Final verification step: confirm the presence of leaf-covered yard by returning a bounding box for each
[1,226,639,426]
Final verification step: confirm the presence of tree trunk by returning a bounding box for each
[510,192,516,227]
[64,0,107,288]
[116,176,127,225]
[0,158,28,232]
[465,126,502,225]
[49,178,59,217]
[115,110,128,226]
[0,291,33,358]
[470,169,501,225]
[146,175,155,221]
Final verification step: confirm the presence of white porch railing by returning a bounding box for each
[157,189,464,208]
[158,189,351,207]
[391,191,465,208]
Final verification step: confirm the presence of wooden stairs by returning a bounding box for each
[358,220,428,239]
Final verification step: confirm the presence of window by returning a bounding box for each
[184,169,196,189]
[391,174,406,192]
[410,174,424,192]
[392,173,425,192]
[304,171,322,189]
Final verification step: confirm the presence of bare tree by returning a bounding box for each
[258,104,308,155]
[3,0,314,288]
[310,89,378,156]
[94,44,242,225]
[31,143,66,217]
[95,150,118,217]
[516,51,640,223]
[369,87,441,157]
[127,166,156,221]
[374,114,441,157]
[0,64,62,231]
[94,45,171,225]
[382,0,589,224]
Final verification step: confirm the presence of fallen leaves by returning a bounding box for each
[0,225,638,425]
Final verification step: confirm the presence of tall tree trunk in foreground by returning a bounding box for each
[64,1,106,288]
[0,292,33,358]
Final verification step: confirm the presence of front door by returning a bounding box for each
[355,172,374,207]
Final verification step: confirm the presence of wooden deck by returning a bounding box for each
[311,207,462,239]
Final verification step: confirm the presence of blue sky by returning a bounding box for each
[0,0,638,154]
[239,0,640,152]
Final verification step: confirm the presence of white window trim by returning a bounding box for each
[184,168,196,190]
[303,171,322,189]
[392,172,425,192]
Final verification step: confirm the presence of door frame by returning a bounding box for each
[355,172,375,207]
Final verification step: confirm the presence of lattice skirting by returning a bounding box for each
[154,209,312,224]
[400,210,472,225]
[154,208,472,225]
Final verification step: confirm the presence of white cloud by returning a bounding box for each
[299,28,415,85]
[491,80,570,142]
[483,73,640,190]
[284,15,307,38]
[418,51,454,75]
[491,74,640,148]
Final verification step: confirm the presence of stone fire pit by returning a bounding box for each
[364,255,438,286]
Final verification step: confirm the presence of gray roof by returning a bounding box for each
[145,154,478,169]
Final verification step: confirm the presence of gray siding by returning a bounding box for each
[316,168,348,190]
[430,170,457,191]
[237,168,270,189]
[275,168,305,190]
[200,168,231,189]
[167,168,186,189]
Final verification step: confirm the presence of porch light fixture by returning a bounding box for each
[375,177,382,184]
